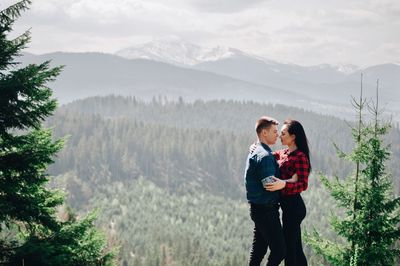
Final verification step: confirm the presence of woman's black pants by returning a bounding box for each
[280,194,307,266]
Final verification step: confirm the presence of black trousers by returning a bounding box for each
[280,194,307,266]
[249,203,286,266]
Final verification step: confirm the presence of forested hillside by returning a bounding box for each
[53,95,400,187]
[45,96,400,265]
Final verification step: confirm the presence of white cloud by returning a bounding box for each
[152,0,269,13]
[9,0,400,66]
[186,0,269,13]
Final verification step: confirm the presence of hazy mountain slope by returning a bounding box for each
[19,51,399,121]
[19,52,308,105]
[194,58,400,108]
[194,56,349,85]
[348,63,400,98]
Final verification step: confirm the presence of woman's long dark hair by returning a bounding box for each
[284,119,312,171]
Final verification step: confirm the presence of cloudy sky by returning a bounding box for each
[3,0,400,67]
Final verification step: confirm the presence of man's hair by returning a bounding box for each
[255,116,279,134]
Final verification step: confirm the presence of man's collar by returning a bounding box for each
[260,142,272,152]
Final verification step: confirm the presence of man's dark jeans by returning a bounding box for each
[249,203,286,266]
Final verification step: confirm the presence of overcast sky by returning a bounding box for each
[3,0,400,67]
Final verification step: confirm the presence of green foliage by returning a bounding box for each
[44,95,400,265]
[0,1,115,265]
[60,95,400,188]
[10,210,115,266]
[93,178,251,266]
[306,88,400,265]
[0,0,31,70]
[0,129,65,230]
[304,230,346,265]
[0,62,61,132]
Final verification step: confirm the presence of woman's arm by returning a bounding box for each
[265,174,298,191]
[283,153,310,194]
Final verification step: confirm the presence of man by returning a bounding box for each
[244,116,286,265]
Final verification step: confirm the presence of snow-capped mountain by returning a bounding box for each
[115,38,259,66]
[307,64,359,75]
[335,64,360,75]
[116,39,361,77]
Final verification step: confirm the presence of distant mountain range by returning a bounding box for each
[18,40,400,120]
[19,52,306,106]
[116,38,360,74]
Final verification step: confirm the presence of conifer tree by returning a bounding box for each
[306,79,400,265]
[0,1,115,265]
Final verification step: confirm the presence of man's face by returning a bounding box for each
[264,125,279,145]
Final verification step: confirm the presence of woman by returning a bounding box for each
[266,119,311,266]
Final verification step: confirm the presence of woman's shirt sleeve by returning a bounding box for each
[282,152,310,195]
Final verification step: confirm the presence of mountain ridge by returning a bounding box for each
[19,50,400,121]
[19,51,308,105]
[115,39,361,74]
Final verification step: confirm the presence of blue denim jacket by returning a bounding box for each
[244,142,280,204]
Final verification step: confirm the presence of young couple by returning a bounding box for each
[244,116,311,266]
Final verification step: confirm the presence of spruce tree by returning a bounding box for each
[0,1,115,265]
[306,79,400,265]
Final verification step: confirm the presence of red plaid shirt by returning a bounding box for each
[273,149,310,196]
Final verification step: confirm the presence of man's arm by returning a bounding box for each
[258,155,277,181]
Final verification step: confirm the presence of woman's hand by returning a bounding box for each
[265,177,286,191]
[249,141,258,153]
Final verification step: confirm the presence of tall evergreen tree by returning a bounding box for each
[0,1,115,265]
[306,80,400,265]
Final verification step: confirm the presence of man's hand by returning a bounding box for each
[265,177,286,191]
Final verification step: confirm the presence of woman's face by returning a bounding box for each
[280,124,296,147]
